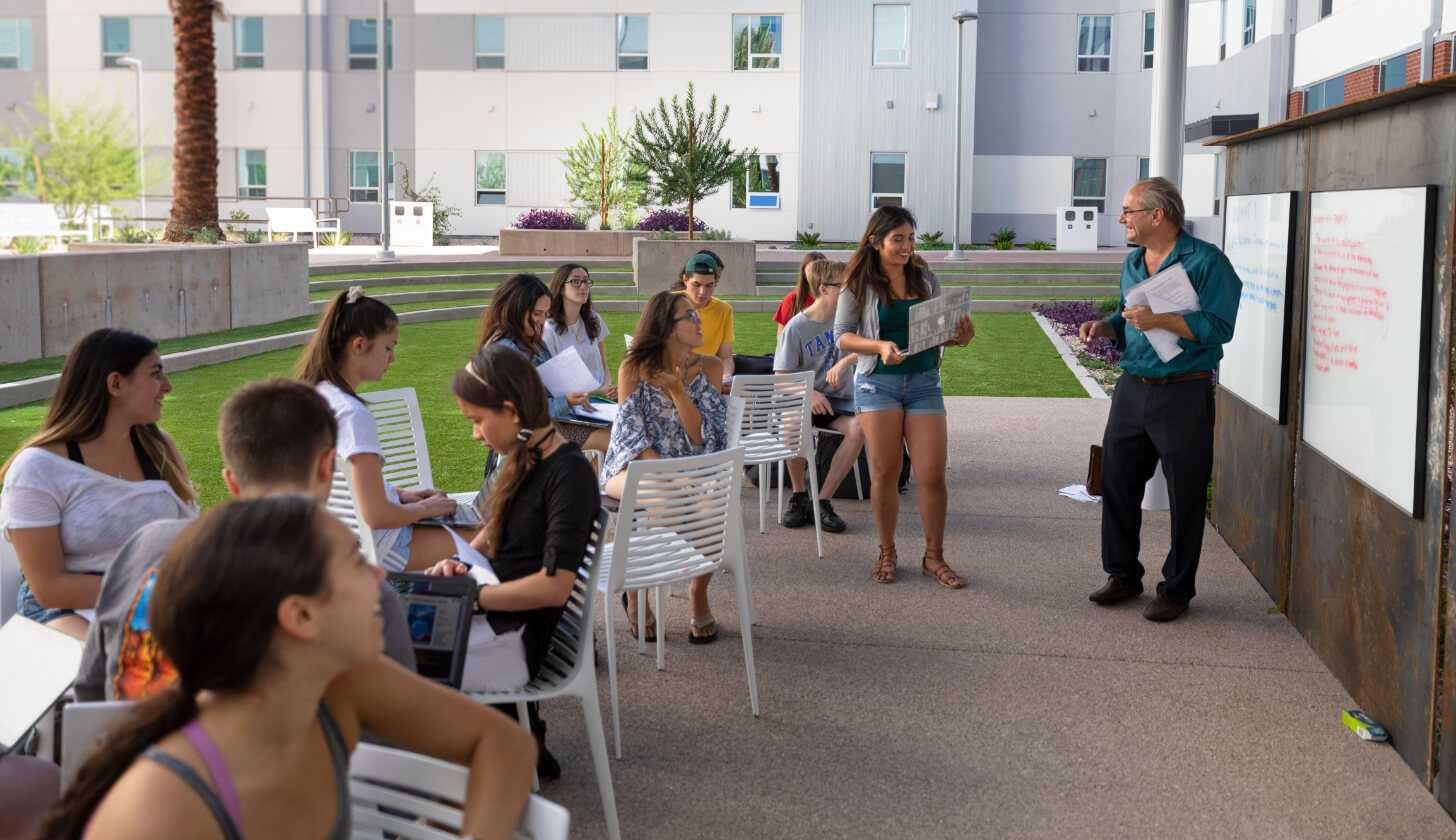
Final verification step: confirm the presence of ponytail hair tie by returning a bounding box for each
[345,286,365,304]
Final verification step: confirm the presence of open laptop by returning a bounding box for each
[385,572,477,689]
[0,615,84,755]
[416,498,484,529]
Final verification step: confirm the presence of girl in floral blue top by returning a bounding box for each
[601,291,728,643]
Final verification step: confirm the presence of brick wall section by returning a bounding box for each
[1287,90,1304,119]
[1345,66,1380,102]
[1437,39,1452,77]
[1404,50,1421,86]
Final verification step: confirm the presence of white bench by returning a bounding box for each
[0,202,63,250]
[265,206,341,247]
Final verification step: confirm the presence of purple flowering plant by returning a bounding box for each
[637,208,708,232]
[513,208,585,230]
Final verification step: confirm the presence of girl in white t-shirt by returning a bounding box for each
[542,262,614,399]
[295,288,462,572]
[0,329,197,639]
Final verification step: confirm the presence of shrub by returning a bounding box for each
[242,229,266,244]
[653,229,678,240]
[917,230,948,249]
[614,206,641,230]
[1027,239,1053,251]
[9,236,46,254]
[637,207,707,232]
[190,227,221,245]
[795,230,822,248]
[116,226,153,243]
[320,231,352,247]
[228,209,249,222]
[1035,301,1122,366]
[514,208,585,230]
[991,226,1016,246]
[702,228,732,240]
[993,240,1014,250]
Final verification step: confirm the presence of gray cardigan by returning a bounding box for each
[833,266,943,377]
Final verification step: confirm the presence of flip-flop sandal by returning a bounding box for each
[688,615,719,645]
[621,593,657,642]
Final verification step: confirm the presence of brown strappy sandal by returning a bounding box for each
[921,550,967,590]
[872,545,898,584]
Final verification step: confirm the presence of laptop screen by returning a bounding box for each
[387,574,476,688]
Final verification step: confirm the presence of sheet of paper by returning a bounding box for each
[1124,263,1202,363]
[535,346,600,397]
[570,401,619,425]
[1058,484,1101,503]
[906,287,974,356]
[445,526,500,586]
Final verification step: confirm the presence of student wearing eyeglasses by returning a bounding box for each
[543,263,615,400]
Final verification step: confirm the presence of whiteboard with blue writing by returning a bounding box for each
[1301,186,1436,517]
[1219,192,1296,423]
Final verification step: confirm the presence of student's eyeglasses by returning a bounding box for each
[675,309,702,325]
[566,277,593,288]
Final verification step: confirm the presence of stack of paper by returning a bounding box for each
[1125,263,1201,363]
[444,526,500,586]
[535,346,601,397]
[1058,484,1101,503]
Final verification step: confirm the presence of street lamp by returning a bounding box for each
[946,10,978,261]
[116,57,145,233]
[372,0,397,263]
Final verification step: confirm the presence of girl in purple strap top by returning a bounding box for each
[40,495,537,840]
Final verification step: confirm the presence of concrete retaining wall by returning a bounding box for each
[634,239,756,296]
[0,243,308,364]
[498,228,691,257]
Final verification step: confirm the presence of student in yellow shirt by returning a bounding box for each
[675,250,735,383]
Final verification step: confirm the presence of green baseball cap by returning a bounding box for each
[683,251,722,276]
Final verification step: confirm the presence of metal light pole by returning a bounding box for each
[946,11,978,260]
[117,57,146,232]
[372,0,397,262]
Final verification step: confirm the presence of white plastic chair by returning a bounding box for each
[467,510,621,840]
[0,531,20,625]
[61,700,133,791]
[361,388,435,490]
[327,454,389,567]
[596,447,759,759]
[728,371,824,559]
[350,743,571,840]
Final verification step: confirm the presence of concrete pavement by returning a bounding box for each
[537,396,1455,839]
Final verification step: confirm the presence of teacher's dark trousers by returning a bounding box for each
[1099,373,1215,603]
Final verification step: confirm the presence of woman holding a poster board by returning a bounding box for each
[834,207,974,589]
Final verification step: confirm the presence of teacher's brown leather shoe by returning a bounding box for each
[1088,576,1144,606]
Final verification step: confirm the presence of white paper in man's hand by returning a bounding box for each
[445,526,500,586]
[1125,263,1201,362]
[535,346,600,396]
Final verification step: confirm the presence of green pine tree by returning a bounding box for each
[563,107,646,230]
[627,83,756,239]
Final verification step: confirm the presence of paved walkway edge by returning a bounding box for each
[1032,312,1109,401]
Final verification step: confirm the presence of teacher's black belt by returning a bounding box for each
[1131,370,1213,386]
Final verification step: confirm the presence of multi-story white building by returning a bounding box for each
[0,0,1453,245]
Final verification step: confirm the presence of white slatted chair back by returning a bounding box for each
[727,372,823,555]
[466,509,620,840]
[328,455,380,566]
[0,532,20,625]
[349,743,571,840]
[361,388,434,490]
[61,701,133,791]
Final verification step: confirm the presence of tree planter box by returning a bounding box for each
[633,239,756,296]
[498,228,691,257]
[0,242,309,364]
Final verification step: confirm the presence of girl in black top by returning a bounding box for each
[428,344,601,780]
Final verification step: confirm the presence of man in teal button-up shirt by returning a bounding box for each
[1078,178,1241,622]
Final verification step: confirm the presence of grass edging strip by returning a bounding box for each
[1031,312,1109,401]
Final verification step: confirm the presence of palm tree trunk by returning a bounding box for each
[163,0,221,242]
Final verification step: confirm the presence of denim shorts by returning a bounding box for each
[853,369,946,416]
[380,525,413,573]
[17,577,81,625]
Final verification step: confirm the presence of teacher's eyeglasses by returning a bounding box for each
[566,277,593,288]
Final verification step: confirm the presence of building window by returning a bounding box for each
[1219,0,1227,60]
[1319,0,1333,19]
[617,15,648,70]
[1242,0,1255,47]
[0,20,32,70]
[238,150,267,198]
[1142,11,1155,69]
[870,152,906,209]
[475,16,504,69]
[732,15,782,71]
[1304,76,1344,112]
[475,151,505,205]
[1138,157,1150,181]
[731,154,780,209]
[350,150,393,203]
[235,17,264,69]
[1380,54,1407,92]
[348,18,392,70]
[102,17,131,68]
[1072,158,1107,212]
[872,5,910,67]
[1077,15,1112,72]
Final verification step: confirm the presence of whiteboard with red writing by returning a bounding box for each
[1220,192,1296,423]
[1301,186,1437,516]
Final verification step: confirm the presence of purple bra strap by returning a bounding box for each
[181,720,245,833]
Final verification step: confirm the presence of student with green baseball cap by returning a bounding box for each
[674,249,735,381]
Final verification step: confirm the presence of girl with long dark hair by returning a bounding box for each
[834,207,974,589]
[543,263,615,399]
[40,495,535,840]
[0,329,196,639]
[600,291,729,643]
[295,288,461,572]
[773,250,828,335]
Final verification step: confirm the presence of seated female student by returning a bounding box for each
[773,251,828,336]
[0,329,197,640]
[41,495,536,840]
[425,344,602,781]
[773,259,864,535]
[542,263,615,400]
[676,250,735,385]
[296,288,460,572]
[480,273,609,453]
[600,291,728,644]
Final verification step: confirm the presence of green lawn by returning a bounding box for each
[0,311,1081,508]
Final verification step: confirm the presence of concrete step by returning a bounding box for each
[311,271,634,290]
[318,271,1119,293]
